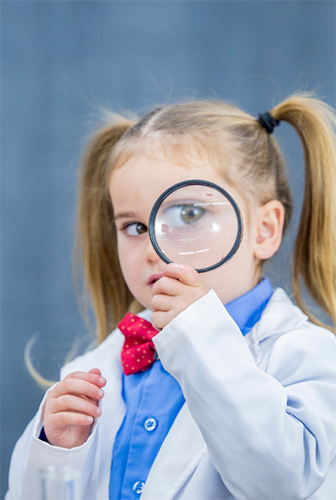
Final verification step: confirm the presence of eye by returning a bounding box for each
[163,204,206,227]
[124,223,148,236]
[180,205,205,224]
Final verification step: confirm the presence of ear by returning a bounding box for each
[253,200,285,260]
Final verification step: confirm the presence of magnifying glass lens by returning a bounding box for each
[150,182,242,272]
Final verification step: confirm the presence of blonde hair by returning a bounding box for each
[76,93,336,342]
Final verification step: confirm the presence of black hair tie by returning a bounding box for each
[257,112,280,134]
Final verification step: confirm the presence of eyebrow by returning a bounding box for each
[114,211,137,221]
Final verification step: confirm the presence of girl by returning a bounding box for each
[6,94,336,500]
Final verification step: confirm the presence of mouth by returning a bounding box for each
[148,273,163,287]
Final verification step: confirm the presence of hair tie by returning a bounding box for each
[257,112,280,134]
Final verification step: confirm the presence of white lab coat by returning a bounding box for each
[6,288,336,500]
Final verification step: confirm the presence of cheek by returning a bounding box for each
[117,238,141,288]
[117,239,132,275]
[199,230,257,303]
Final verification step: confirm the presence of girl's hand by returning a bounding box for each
[151,263,209,330]
[43,368,106,449]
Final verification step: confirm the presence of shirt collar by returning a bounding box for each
[225,277,273,336]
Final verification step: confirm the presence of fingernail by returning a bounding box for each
[96,407,102,416]
[168,263,185,269]
[87,416,93,424]
[98,389,104,397]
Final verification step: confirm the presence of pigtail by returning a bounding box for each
[271,94,336,332]
[75,116,136,343]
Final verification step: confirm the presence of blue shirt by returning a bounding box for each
[109,278,273,500]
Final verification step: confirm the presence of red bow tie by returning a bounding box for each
[118,313,159,375]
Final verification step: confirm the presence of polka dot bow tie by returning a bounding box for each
[118,313,159,375]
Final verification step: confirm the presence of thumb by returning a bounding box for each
[89,368,102,376]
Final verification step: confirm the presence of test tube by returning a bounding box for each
[39,465,81,500]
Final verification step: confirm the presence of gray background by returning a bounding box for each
[1,1,335,497]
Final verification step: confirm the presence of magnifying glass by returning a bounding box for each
[148,180,243,273]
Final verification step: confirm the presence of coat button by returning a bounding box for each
[133,481,145,494]
[144,417,157,432]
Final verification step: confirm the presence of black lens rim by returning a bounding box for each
[148,179,243,273]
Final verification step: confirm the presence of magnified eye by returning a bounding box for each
[164,204,206,227]
[181,205,205,224]
[125,223,147,236]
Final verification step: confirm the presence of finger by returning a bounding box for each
[151,293,174,312]
[71,370,107,387]
[151,311,175,331]
[152,276,184,297]
[52,377,105,401]
[50,394,102,419]
[65,370,106,387]
[88,368,107,387]
[50,411,95,428]
[162,263,203,287]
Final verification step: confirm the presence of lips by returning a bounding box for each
[148,273,163,286]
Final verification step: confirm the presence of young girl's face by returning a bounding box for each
[109,150,261,310]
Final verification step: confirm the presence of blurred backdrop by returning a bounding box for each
[1,1,335,496]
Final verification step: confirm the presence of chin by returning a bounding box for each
[130,292,152,313]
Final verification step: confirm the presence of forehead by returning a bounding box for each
[108,150,245,221]
[111,152,212,206]
[110,147,225,189]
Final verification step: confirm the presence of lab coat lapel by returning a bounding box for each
[141,403,206,500]
[79,331,127,500]
[49,329,127,500]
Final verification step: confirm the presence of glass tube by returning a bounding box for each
[39,465,81,500]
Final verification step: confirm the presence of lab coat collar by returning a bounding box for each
[240,288,309,365]
[252,288,309,342]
